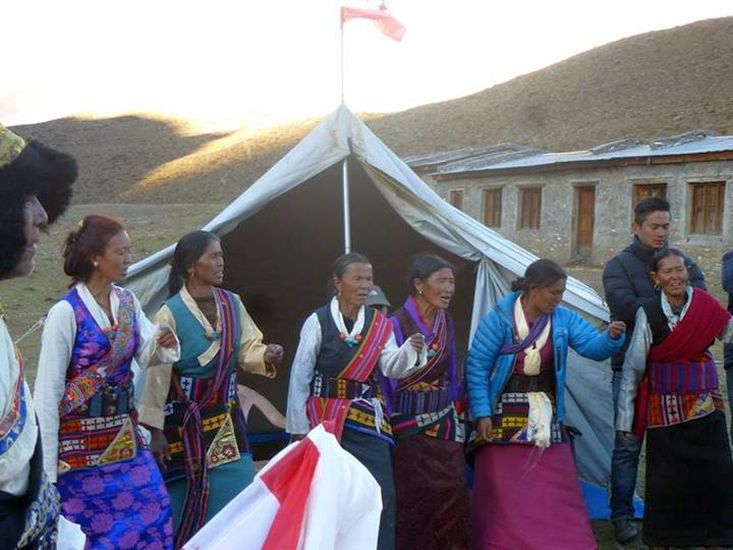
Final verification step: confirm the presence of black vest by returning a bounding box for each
[641,297,672,347]
[314,304,377,378]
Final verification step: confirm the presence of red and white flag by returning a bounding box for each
[341,2,407,42]
[183,423,382,550]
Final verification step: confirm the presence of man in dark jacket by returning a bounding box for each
[602,196,706,544]
[721,250,733,413]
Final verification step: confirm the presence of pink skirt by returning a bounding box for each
[472,442,596,550]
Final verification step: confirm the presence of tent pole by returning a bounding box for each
[342,157,351,253]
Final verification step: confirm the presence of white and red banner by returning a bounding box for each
[183,423,382,550]
[340,2,407,42]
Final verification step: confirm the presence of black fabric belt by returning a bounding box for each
[310,373,379,400]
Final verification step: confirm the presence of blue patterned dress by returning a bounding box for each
[52,288,173,549]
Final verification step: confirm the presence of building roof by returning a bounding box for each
[407,130,733,178]
[403,143,542,171]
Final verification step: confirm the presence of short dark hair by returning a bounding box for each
[168,230,221,297]
[511,258,567,292]
[332,252,371,280]
[329,252,371,296]
[62,215,126,285]
[651,247,686,272]
[407,253,454,296]
[634,196,670,226]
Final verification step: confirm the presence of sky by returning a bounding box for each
[3,0,733,131]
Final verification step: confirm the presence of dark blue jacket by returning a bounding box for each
[721,249,733,312]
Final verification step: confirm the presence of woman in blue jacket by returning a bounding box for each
[466,259,625,550]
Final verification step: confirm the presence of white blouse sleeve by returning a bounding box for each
[286,313,321,435]
[132,292,180,368]
[719,317,733,343]
[616,308,652,433]
[34,301,77,482]
[378,332,427,379]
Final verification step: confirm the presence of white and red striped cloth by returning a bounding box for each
[183,423,382,550]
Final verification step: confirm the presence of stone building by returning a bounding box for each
[405,131,733,267]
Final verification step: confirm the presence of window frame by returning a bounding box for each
[481,186,503,228]
[517,186,543,230]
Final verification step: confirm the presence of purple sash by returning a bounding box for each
[498,309,549,355]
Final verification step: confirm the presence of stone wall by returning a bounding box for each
[432,160,733,280]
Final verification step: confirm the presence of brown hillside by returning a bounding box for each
[370,16,733,155]
[11,16,733,204]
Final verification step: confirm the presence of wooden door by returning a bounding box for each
[574,186,595,258]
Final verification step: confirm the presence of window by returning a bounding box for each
[633,183,667,207]
[518,187,542,229]
[482,188,502,228]
[448,189,464,210]
[688,181,725,235]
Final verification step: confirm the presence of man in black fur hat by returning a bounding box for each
[0,124,77,549]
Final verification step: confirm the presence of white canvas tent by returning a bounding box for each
[126,105,618,516]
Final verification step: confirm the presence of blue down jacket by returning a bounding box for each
[466,291,624,424]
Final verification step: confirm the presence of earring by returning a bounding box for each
[92,261,99,267]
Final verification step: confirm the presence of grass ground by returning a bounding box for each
[3,209,728,549]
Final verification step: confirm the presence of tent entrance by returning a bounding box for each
[221,157,476,435]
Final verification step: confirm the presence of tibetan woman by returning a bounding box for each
[618,248,733,547]
[466,258,625,549]
[35,215,180,549]
[388,254,471,549]
[286,252,425,550]
[139,230,283,547]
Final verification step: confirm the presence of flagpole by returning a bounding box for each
[339,8,351,253]
[339,8,345,105]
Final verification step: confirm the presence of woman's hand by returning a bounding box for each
[148,427,170,470]
[408,333,425,353]
[608,321,626,340]
[616,430,634,441]
[264,344,284,365]
[156,326,177,349]
[477,417,493,441]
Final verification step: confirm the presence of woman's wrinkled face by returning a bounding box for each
[414,267,455,310]
[527,278,566,314]
[192,239,224,287]
[10,195,48,278]
[652,254,689,300]
[93,231,132,283]
[334,262,373,310]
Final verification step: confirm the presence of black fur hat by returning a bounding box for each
[0,126,77,278]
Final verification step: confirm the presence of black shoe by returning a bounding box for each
[613,519,638,544]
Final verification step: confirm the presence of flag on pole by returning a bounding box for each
[183,423,382,550]
[340,2,407,42]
